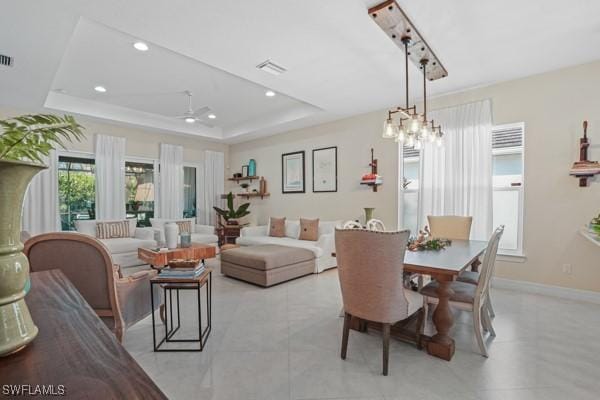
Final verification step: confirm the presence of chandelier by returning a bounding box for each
[371,1,447,149]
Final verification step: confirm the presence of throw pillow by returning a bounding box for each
[299,218,319,241]
[269,217,286,237]
[176,220,192,234]
[96,221,130,239]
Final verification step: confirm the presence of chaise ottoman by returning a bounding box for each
[220,245,315,287]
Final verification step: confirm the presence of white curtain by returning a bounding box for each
[22,150,60,234]
[159,143,184,219]
[200,150,225,226]
[95,134,126,220]
[418,99,493,241]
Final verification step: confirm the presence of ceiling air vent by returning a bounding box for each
[0,54,13,67]
[256,59,286,75]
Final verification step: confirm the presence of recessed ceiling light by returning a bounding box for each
[184,117,196,124]
[207,113,216,119]
[265,90,276,97]
[133,42,149,52]
[94,86,107,93]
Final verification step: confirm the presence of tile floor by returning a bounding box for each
[124,259,600,400]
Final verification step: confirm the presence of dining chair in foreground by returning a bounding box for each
[420,226,504,357]
[24,232,161,342]
[427,215,473,240]
[342,220,363,229]
[335,228,423,375]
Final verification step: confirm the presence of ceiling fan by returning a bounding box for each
[175,90,215,127]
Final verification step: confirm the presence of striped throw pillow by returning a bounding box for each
[96,221,130,239]
[176,220,192,234]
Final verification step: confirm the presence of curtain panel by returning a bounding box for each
[418,99,493,241]
[95,134,126,220]
[22,150,60,234]
[158,143,184,219]
[200,150,225,226]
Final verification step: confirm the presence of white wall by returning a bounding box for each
[228,111,399,226]
[230,60,600,292]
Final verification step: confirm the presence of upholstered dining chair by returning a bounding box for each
[24,232,161,342]
[427,215,473,240]
[420,226,504,357]
[366,219,386,231]
[335,228,423,375]
[342,220,363,229]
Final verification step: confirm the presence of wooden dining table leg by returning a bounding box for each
[426,274,455,361]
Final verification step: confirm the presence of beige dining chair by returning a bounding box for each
[427,215,473,240]
[342,220,363,229]
[24,232,161,342]
[335,228,423,375]
[366,219,386,231]
[420,226,504,357]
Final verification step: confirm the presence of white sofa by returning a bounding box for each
[74,219,157,268]
[237,219,340,273]
[150,218,219,248]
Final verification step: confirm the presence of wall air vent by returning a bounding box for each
[0,54,13,67]
[256,59,287,75]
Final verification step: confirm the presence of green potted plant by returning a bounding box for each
[213,192,250,226]
[0,114,84,356]
[591,213,600,234]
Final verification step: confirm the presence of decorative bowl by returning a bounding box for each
[167,259,200,269]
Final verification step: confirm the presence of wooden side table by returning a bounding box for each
[216,226,242,246]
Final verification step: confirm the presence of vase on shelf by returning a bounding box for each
[364,207,375,224]
[0,160,45,357]
[248,159,256,176]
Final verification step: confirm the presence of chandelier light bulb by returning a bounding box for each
[395,127,406,143]
[414,139,422,150]
[436,136,443,147]
[410,116,421,134]
[407,135,415,147]
[382,118,399,139]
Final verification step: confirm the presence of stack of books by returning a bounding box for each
[158,262,205,279]
[570,160,600,176]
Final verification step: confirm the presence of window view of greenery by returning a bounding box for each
[58,156,96,231]
[183,166,197,218]
[125,161,155,227]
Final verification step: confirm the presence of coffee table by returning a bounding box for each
[138,243,216,269]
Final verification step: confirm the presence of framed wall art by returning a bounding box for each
[312,146,337,192]
[282,151,305,193]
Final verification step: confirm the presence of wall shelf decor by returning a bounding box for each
[237,192,270,200]
[228,176,259,183]
[569,121,600,187]
[360,148,382,192]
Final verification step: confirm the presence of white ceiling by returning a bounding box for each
[2,0,600,143]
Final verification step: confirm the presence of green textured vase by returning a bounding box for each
[0,159,45,356]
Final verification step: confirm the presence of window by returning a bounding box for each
[58,155,95,231]
[400,123,525,255]
[401,146,420,237]
[492,123,524,255]
[125,161,155,227]
[183,165,198,218]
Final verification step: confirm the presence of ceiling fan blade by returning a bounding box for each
[193,106,211,116]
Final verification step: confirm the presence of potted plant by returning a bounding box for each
[0,114,84,356]
[213,192,250,226]
[591,214,600,234]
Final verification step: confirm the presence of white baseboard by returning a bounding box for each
[492,277,600,305]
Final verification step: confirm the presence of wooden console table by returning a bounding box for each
[0,270,166,400]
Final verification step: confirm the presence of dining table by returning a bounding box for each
[333,239,488,361]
